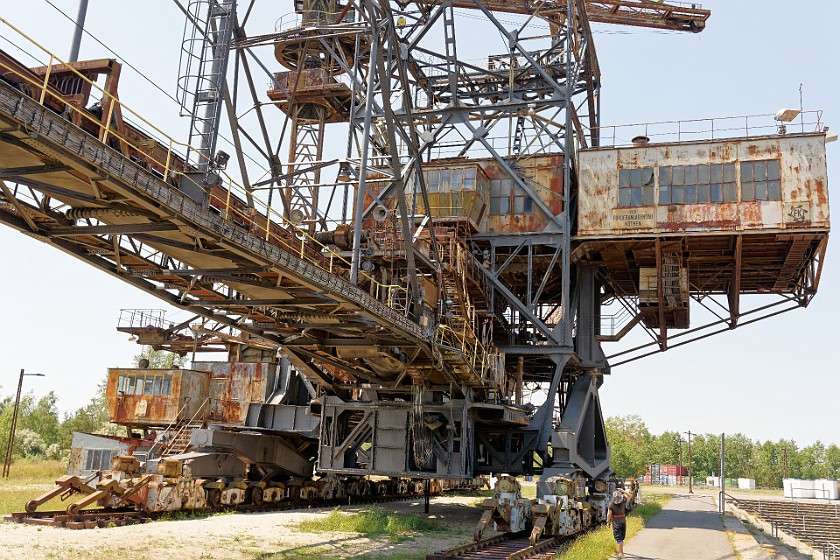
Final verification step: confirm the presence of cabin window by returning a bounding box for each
[162,374,173,397]
[490,178,533,215]
[144,376,154,395]
[659,163,736,205]
[152,376,163,396]
[618,167,654,207]
[117,375,128,394]
[741,159,781,201]
[462,168,476,191]
[83,448,113,471]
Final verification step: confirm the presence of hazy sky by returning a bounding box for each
[0,1,837,447]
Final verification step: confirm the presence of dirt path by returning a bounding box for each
[0,495,492,560]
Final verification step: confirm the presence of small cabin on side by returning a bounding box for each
[106,363,278,428]
[107,368,209,427]
[575,132,830,330]
[577,133,829,237]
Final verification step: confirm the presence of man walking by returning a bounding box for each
[607,488,632,558]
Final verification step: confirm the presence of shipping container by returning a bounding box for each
[784,478,816,499]
[813,479,840,500]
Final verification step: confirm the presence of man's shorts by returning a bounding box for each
[612,518,627,543]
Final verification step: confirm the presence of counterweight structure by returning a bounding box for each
[0,0,829,492]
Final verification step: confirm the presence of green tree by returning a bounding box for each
[606,415,652,477]
[752,440,784,488]
[649,430,682,466]
[19,392,62,448]
[133,346,188,369]
[688,434,721,478]
[0,392,63,460]
[724,433,754,479]
[60,376,120,443]
[825,444,840,479]
[798,441,829,479]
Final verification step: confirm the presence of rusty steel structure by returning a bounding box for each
[0,0,831,528]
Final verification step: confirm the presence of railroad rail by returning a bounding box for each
[5,490,443,530]
[427,532,570,560]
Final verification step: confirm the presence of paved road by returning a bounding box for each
[621,493,736,560]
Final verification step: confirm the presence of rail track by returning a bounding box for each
[427,532,570,560]
[5,492,436,530]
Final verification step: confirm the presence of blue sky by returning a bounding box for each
[0,0,837,447]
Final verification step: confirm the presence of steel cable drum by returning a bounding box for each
[410,386,434,471]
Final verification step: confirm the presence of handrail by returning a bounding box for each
[167,396,211,454]
[591,110,825,149]
[146,400,192,459]
[726,494,840,560]
[0,17,412,317]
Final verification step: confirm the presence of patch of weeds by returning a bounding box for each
[158,509,210,522]
[210,507,238,516]
[253,545,333,559]
[296,506,450,543]
[724,525,745,560]
[355,552,431,560]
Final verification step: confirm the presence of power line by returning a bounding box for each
[0,33,46,66]
[39,0,275,180]
[41,0,183,107]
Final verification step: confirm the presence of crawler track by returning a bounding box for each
[427,533,568,560]
[5,493,428,529]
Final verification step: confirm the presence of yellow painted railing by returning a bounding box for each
[0,17,410,313]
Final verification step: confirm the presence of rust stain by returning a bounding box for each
[107,369,209,426]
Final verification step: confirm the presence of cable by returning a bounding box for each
[42,0,183,107]
[40,0,274,179]
[0,33,46,66]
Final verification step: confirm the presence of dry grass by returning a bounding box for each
[295,506,453,543]
[0,460,89,516]
[0,460,65,486]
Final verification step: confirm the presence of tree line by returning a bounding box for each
[3,367,838,485]
[607,415,840,487]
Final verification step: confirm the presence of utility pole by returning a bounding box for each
[2,369,46,477]
[684,430,694,494]
[678,435,684,484]
[719,433,726,514]
[782,446,789,480]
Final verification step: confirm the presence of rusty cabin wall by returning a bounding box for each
[363,154,565,234]
[106,368,210,427]
[480,154,565,233]
[576,133,830,238]
[192,362,278,425]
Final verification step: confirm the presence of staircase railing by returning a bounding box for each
[165,397,211,455]
[146,400,191,459]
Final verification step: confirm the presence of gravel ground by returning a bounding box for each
[0,495,493,560]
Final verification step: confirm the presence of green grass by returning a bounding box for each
[355,552,430,560]
[0,460,65,486]
[0,460,95,516]
[253,546,334,560]
[552,493,670,560]
[295,506,451,543]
